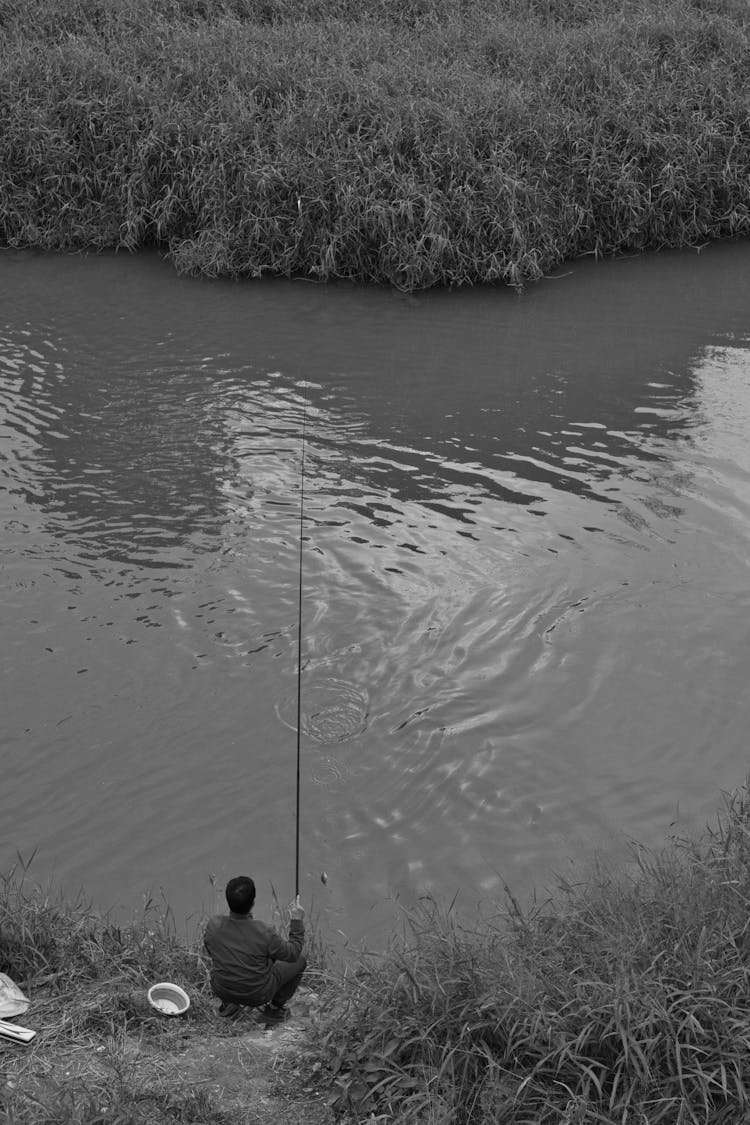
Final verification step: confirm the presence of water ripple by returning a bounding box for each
[276,675,369,744]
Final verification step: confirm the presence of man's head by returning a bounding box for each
[225,876,256,915]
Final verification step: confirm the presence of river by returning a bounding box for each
[2,242,749,947]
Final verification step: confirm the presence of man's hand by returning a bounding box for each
[289,896,305,921]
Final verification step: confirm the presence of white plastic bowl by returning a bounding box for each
[147,982,190,1016]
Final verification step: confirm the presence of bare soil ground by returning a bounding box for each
[1,987,335,1124]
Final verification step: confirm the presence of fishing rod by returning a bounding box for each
[294,384,308,901]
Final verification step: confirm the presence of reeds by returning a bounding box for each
[311,786,750,1122]
[1,0,749,287]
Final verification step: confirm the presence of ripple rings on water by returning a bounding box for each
[276,676,369,744]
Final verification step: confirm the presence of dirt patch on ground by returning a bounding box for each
[1,988,334,1125]
[150,1005,332,1123]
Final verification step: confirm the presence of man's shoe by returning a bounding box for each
[261,1003,288,1022]
[218,1001,241,1018]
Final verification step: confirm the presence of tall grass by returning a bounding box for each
[311,786,750,1123]
[1,0,749,287]
[2,856,190,983]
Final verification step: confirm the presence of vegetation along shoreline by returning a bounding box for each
[1,0,750,289]
[3,785,750,1122]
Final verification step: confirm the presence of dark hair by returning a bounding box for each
[225,876,256,915]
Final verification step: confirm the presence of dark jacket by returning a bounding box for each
[204,911,304,1002]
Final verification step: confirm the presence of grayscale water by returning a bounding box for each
[1,243,749,945]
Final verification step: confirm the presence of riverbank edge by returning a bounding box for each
[1,0,750,289]
[4,783,750,1123]
[0,860,336,1125]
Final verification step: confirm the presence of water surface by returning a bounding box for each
[2,243,749,944]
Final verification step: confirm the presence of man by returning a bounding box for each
[204,875,306,1021]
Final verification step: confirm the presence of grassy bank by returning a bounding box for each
[1,0,749,288]
[0,863,331,1124]
[5,788,750,1123]
[320,787,750,1123]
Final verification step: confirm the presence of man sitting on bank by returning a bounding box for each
[204,875,306,1021]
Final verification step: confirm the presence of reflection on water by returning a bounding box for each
[1,341,236,573]
[1,244,750,943]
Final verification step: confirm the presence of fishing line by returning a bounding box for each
[294,382,308,900]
